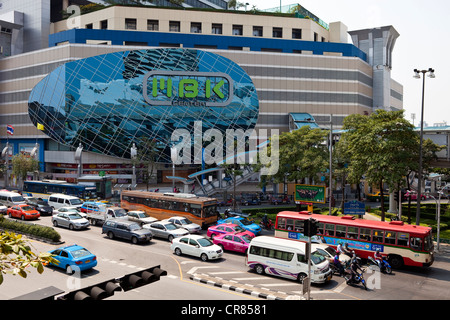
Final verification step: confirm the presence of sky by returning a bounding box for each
[243,0,450,127]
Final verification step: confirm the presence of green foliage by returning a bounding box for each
[0,215,61,242]
[0,224,58,285]
[11,153,40,186]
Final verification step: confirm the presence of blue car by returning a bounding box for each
[216,217,261,235]
[48,244,97,274]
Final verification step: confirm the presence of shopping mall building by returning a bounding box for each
[0,0,402,185]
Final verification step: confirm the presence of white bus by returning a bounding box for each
[0,190,26,207]
[246,236,332,284]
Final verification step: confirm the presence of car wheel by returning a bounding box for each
[107,231,114,239]
[69,224,74,230]
[297,273,307,283]
[21,215,25,221]
[174,247,182,256]
[131,236,138,244]
[66,265,74,275]
[255,264,265,275]
[200,253,208,262]
[218,244,224,251]
[210,233,217,239]
[8,212,12,218]
[53,220,58,227]
[168,235,174,243]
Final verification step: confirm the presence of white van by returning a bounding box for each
[0,190,26,207]
[246,236,332,284]
[48,193,83,210]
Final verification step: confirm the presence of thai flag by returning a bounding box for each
[6,125,14,135]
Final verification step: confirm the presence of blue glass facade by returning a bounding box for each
[28,48,259,163]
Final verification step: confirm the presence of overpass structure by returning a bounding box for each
[421,126,450,168]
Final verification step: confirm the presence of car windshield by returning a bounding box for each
[234,225,245,233]
[137,212,148,218]
[241,235,252,243]
[21,206,33,211]
[69,199,83,205]
[314,248,330,258]
[12,196,25,202]
[311,250,327,265]
[70,248,91,259]
[68,213,83,220]
[324,246,336,256]
[165,223,178,230]
[238,219,252,226]
[197,237,214,247]
[129,223,141,231]
[114,209,127,217]
[180,218,192,225]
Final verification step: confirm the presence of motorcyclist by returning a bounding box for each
[336,242,344,254]
[261,214,269,227]
[349,258,364,283]
[374,249,383,269]
[333,252,344,276]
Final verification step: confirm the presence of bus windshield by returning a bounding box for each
[203,205,218,217]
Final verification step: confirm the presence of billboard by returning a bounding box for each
[294,184,326,204]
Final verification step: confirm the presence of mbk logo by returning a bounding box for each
[143,71,233,107]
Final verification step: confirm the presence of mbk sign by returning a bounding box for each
[143,71,233,107]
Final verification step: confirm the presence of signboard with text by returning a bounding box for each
[294,184,326,204]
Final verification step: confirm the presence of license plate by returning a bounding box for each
[85,260,90,263]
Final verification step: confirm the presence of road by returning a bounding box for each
[1,213,449,302]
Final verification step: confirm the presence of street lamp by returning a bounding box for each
[413,68,435,226]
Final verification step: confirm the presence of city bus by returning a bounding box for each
[23,180,97,201]
[120,190,219,228]
[274,211,434,269]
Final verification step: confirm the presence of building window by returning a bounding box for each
[100,20,108,30]
[212,23,222,35]
[125,18,137,30]
[232,24,243,36]
[314,32,318,41]
[169,21,180,32]
[292,28,302,39]
[273,27,282,38]
[147,19,159,31]
[191,22,202,33]
[85,23,93,29]
[253,26,263,37]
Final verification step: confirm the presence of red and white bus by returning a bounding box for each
[275,211,434,268]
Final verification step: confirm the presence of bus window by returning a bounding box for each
[385,231,396,244]
[317,222,324,235]
[347,227,358,239]
[359,228,371,241]
[410,237,423,251]
[203,205,217,217]
[286,219,294,230]
[397,233,409,246]
[277,218,286,229]
[294,220,304,232]
[336,225,346,238]
[191,204,201,217]
[325,224,335,236]
[297,253,306,263]
[373,229,384,243]
[183,203,190,212]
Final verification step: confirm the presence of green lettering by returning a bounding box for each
[179,79,198,98]
[213,80,225,99]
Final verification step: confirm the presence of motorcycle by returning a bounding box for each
[259,218,274,230]
[330,259,350,276]
[344,269,367,290]
[368,256,392,274]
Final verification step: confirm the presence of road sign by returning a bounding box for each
[344,200,365,215]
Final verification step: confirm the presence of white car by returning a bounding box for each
[53,206,86,218]
[171,234,223,262]
[165,216,202,234]
[127,210,158,225]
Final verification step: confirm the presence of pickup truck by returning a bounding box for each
[83,202,127,226]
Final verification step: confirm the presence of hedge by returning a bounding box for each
[0,215,61,243]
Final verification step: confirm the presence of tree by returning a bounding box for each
[340,110,439,221]
[11,153,40,189]
[132,137,159,191]
[0,230,56,285]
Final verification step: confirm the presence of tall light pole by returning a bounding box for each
[413,68,435,226]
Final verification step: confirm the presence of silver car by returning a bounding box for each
[52,212,90,230]
[166,216,202,234]
[143,221,189,242]
[127,210,157,226]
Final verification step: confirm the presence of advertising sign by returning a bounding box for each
[344,200,365,215]
[294,184,326,204]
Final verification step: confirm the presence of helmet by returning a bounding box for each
[376,249,380,253]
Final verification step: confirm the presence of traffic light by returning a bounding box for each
[303,218,318,237]
[118,265,167,292]
[56,265,167,300]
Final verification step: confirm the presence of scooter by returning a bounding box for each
[259,218,274,230]
[344,269,367,290]
[368,256,392,274]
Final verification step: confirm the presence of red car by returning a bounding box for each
[207,223,254,239]
[7,204,40,220]
[212,233,252,254]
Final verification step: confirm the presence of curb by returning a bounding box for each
[189,274,304,300]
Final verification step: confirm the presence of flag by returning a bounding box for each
[37,123,45,131]
[6,125,14,135]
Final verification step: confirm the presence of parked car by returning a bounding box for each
[404,191,428,201]
[216,216,261,235]
[53,206,85,217]
[47,194,83,209]
[0,205,7,214]
[311,243,351,264]
[7,204,40,220]
[47,244,97,274]
[366,191,389,202]
[25,198,53,216]
[166,216,202,234]
[240,196,261,206]
[212,233,251,254]
[102,219,153,244]
[52,212,90,230]
[171,234,223,261]
[127,210,157,226]
[207,223,254,239]
[143,221,189,242]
